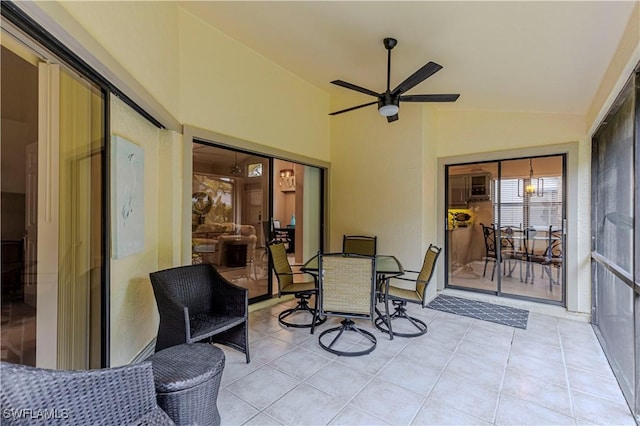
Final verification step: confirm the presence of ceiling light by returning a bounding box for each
[378,104,399,117]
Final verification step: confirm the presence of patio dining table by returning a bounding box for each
[300,253,404,279]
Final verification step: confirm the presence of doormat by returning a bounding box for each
[426,295,528,329]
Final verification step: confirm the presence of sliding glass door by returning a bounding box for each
[192,141,325,303]
[446,155,566,305]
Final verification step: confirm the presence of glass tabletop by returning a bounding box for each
[301,254,403,275]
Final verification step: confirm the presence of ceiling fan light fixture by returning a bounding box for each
[378,103,399,117]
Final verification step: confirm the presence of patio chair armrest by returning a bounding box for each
[216,279,248,316]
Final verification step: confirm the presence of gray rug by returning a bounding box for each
[427,295,528,329]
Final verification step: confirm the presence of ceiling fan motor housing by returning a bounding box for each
[378,93,399,116]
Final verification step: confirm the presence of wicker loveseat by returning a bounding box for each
[0,361,174,425]
[192,223,257,266]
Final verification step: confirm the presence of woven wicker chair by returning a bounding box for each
[150,264,250,363]
[268,242,325,331]
[375,244,441,338]
[318,254,377,356]
[342,235,377,257]
[0,361,174,425]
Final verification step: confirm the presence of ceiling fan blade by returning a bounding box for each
[387,114,399,123]
[400,94,460,102]
[331,80,380,98]
[329,101,378,116]
[391,62,442,96]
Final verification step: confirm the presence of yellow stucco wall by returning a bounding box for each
[177,9,330,162]
[109,96,160,366]
[329,97,426,269]
[59,1,181,120]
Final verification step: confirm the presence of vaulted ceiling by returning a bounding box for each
[179,1,637,115]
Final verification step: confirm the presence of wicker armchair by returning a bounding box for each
[375,244,441,338]
[342,235,377,256]
[318,254,377,356]
[150,264,250,363]
[0,361,174,425]
[268,242,325,331]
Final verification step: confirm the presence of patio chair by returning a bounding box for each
[268,242,325,331]
[318,253,377,356]
[342,235,377,256]
[0,361,174,425]
[375,244,441,338]
[149,264,250,363]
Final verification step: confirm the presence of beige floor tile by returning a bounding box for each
[351,378,425,425]
[264,383,345,425]
[248,335,296,364]
[444,352,506,391]
[502,369,572,416]
[429,370,500,422]
[305,360,374,400]
[226,365,299,410]
[463,321,515,351]
[571,390,637,426]
[242,412,283,426]
[268,346,331,380]
[563,347,612,375]
[377,354,444,396]
[455,338,510,366]
[506,350,568,388]
[495,394,574,425]
[566,366,624,403]
[413,399,492,425]
[328,404,390,426]
[217,389,260,426]
[509,335,565,365]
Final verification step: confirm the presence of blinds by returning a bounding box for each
[494,177,563,228]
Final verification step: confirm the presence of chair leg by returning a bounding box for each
[279,293,326,329]
[319,319,377,356]
[374,300,427,338]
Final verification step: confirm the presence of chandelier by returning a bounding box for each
[518,158,544,197]
[279,168,295,191]
[230,152,243,176]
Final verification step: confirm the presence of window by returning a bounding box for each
[192,174,234,224]
[247,163,263,177]
[494,176,563,229]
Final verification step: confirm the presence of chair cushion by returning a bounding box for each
[281,280,317,294]
[189,314,247,341]
[387,284,422,303]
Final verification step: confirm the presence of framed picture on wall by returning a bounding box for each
[111,135,145,259]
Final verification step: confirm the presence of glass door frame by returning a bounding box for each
[444,154,567,307]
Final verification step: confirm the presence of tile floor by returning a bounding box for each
[215,298,636,425]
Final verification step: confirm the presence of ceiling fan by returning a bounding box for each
[329,37,460,123]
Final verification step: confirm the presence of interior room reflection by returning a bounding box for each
[446,156,564,303]
[191,144,306,301]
